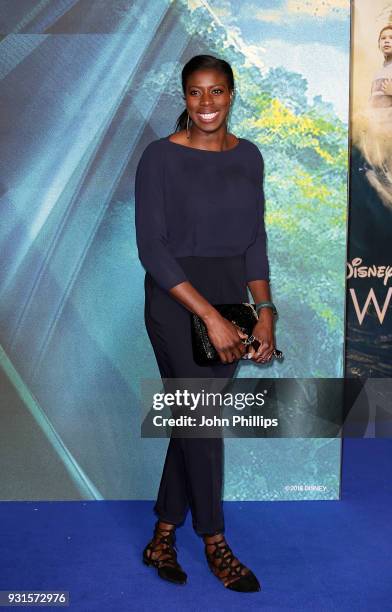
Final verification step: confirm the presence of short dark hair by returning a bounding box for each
[174,55,235,132]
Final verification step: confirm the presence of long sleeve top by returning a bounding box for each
[134,136,270,292]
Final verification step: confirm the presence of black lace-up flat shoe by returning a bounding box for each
[204,534,261,592]
[143,521,187,585]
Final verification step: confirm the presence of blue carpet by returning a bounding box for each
[0,440,391,611]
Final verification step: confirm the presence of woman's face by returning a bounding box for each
[184,68,232,132]
[379,29,392,58]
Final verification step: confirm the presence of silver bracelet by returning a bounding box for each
[255,301,277,316]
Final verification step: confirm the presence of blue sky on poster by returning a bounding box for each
[203,0,350,120]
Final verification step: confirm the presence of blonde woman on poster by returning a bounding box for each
[360,21,392,205]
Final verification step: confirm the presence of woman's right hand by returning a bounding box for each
[205,312,247,364]
[167,282,248,363]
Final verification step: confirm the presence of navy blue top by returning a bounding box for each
[134,136,270,292]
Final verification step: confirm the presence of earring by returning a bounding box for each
[186,112,190,139]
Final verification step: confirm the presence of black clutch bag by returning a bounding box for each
[191,303,283,366]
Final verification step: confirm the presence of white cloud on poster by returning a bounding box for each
[252,9,283,24]
[254,0,349,22]
[257,39,349,120]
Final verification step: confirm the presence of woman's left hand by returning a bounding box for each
[247,316,275,364]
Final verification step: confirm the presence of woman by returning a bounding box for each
[359,24,392,208]
[370,25,392,108]
[134,55,276,592]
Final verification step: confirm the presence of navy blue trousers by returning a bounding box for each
[144,256,248,536]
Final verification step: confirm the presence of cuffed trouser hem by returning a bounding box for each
[153,507,186,528]
[153,507,225,536]
[193,524,225,537]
